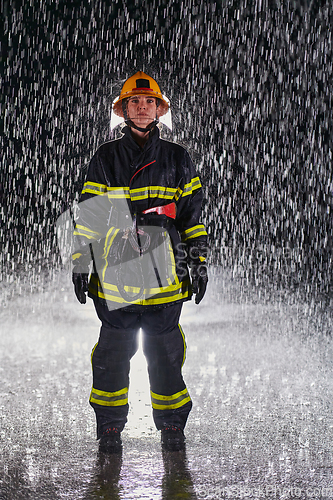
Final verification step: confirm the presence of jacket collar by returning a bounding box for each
[121,125,160,153]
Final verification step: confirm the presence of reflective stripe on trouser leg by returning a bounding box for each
[90,325,139,436]
[178,323,187,367]
[90,386,128,406]
[142,322,192,430]
[90,341,129,406]
[151,387,191,410]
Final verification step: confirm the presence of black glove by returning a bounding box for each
[191,264,208,304]
[187,242,208,305]
[72,265,89,304]
[72,271,89,304]
[72,246,92,304]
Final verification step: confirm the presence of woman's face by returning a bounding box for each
[126,95,157,128]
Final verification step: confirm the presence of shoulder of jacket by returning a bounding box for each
[159,138,191,157]
[85,139,121,182]
[95,137,122,156]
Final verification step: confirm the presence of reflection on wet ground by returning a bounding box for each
[85,448,197,499]
[0,272,332,499]
[86,451,123,499]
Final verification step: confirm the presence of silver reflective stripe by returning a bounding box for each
[182,224,207,241]
[183,177,202,196]
[82,182,108,195]
[91,392,128,403]
[89,386,128,406]
[151,393,188,407]
[150,388,191,410]
[89,275,191,305]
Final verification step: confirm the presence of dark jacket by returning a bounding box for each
[73,126,207,310]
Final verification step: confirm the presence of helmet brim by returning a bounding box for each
[113,92,169,118]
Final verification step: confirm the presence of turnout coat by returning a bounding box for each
[73,126,207,310]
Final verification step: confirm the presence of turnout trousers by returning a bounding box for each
[90,300,192,438]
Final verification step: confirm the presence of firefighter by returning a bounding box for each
[72,71,208,453]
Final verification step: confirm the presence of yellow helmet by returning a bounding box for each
[112,71,169,118]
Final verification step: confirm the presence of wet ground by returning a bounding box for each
[0,271,333,499]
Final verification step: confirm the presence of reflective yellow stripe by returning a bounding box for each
[73,232,95,240]
[82,182,184,201]
[74,224,100,234]
[82,181,108,196]
[101,227,120,281]
[88,275,191,306]
[72,252,82,260]
[90,342,98,366]
[150,388,191,410]
[167,236,179,286]
[89,283,191,306]
[89,386,128,406]
[185,230,207,240]
[182,224,207,241]
[178,324,187,367]
[102,227,119,259]
[89,287,191,306]
[174,187,183,201]
[73,224,102,240]
[182,176,202,197]
[107,187,130,199]
[130,186,179,201]
[82,183,130,198]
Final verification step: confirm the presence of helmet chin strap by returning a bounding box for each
[125,118,158,133]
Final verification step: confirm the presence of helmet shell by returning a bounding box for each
[113,71,169,118]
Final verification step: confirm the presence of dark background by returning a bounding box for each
[2,0,333,297]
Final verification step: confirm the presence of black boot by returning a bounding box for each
[161,426,185,451]
[99,427,122,454]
